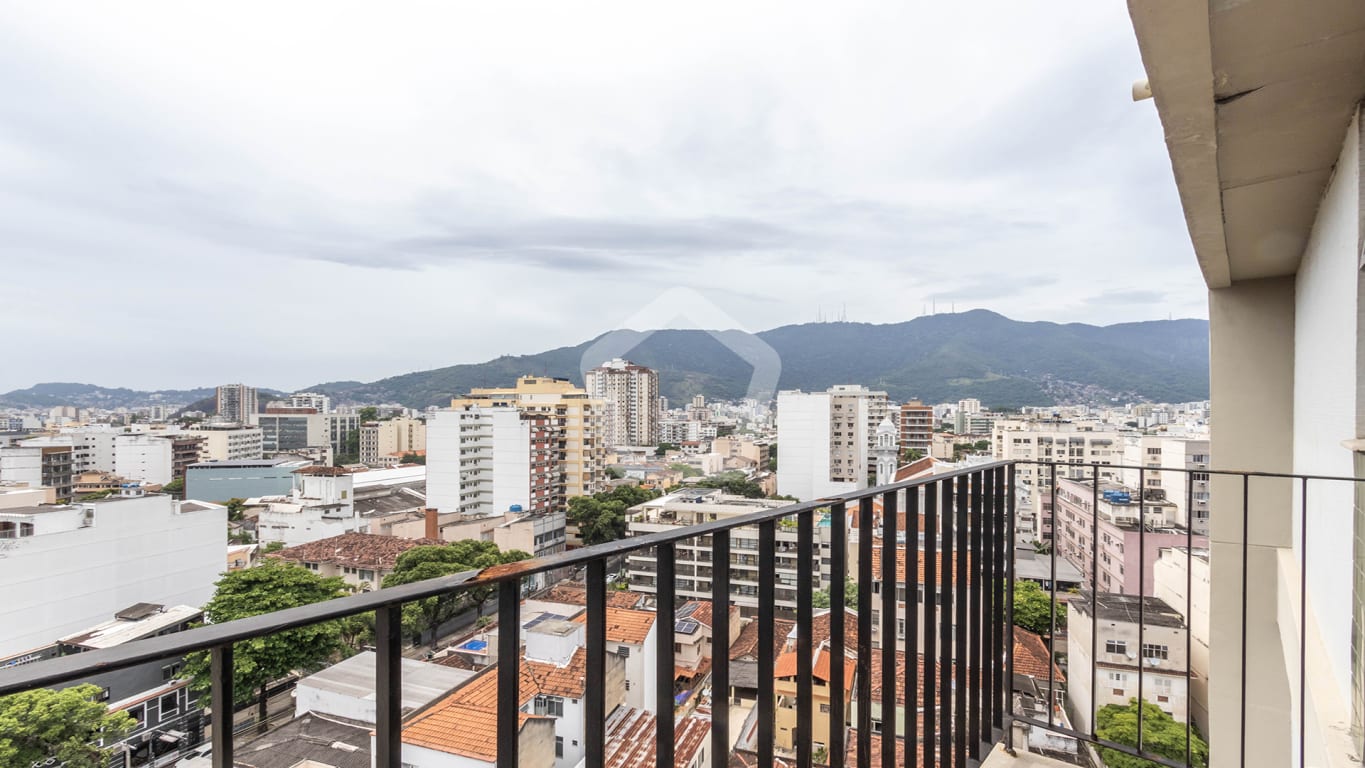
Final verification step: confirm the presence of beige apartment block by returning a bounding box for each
[359,417,427,466]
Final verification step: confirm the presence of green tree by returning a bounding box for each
[382,540,529,648]
[655,442,680,456]
[160,477,184,498]
[358,406,379,422]
[693,471,765,499]
[1011,579,1067,635]
[567,486,662,545]
[604,466,625,480]
[815,578,859,610]
[766,442,778,472]
[184,561,347,732]
[973,440,990,451]
[669,462,703,478]
[1095,698,1208,768]
[334,429,361,466]
[900,448,925,463]
[0,684,135,768]
[399,453,426,465]
[77,490,113,501]
[226,498,247,521]
[263,541,285,554]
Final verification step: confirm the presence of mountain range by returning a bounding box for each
[0,311,1210,411]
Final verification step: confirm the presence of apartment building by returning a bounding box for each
[624,488,830,617]
[1052,477,1208,596]
[1067,592,1192,734]
[1153,546,1211,735]
[457,376,607,498]
[898,400,934,458]
[775,385,889,501]
[584,358,661,448]
[1120,435,1212,535]
[253,466,361,547]
[0,444,74,500]
[427,405,563,517]
[288,391,331,413]
[359,416,427,466]
[12,431,182,487]
[0,489,225,657]
[271,531,437,590]
[992,418,1126,541]
[188,422,264,462]
[183,457,313,502]
[251,410,360,461]
[215,383,258,423]
[492,510,568,591]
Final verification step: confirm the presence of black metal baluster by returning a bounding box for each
[1004,468,1016,753]
[907,488,921,768]
[586,560,607,768]
[939,479,954,768]
[857,497,874,768]
[1048,462,1058,728]
[1184,477,1194,768]
[376,606,402,768]
[980,470,994,750]
[1240,474,1249,768]
[1300,477,1308,768]
[1137,466,1146,755]
[881,490,899,768]
[1091,468,1100,741]
[711,531,731,768]
[759,523,777,767]
[657,543,677,768]
[954,473,969,768]
[969,471,983,759]
[830,502,848,768]
[799,510,815,768]
[210,645,233,768]
[497,580,520,768]
[922,482,938,768]
[991,466,1006,735]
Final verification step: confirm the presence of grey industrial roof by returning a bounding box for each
[296,651,475,713]
[231,713,371,768]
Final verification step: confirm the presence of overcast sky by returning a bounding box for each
[0,2,1201,393]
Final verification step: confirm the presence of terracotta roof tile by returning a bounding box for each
[603,707,710,768]
[402,665,551,760]
[523,647,589,698]
[1013,627,1065,682]
[571,606,656,645]
[730,618,794,661]
[867,650,946,707]
[774,646,856,684]
[270,532,440,571]
[870,546,972,586]
[676,600,714,628]
[543,583,644,609]
[846,730,917,767]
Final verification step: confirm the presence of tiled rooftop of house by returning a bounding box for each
[789,608,859,654]
[866,649,946,707]
[774,644,857,684]
[602,706,709,768]
[269,531,440,570]
[523,647,589,699]
[731,617,794,661]
[544,582,647,610]
[870,546,972,587]
[846,729,916,768]
[1012,627,1065,682]
[571,606,656,645]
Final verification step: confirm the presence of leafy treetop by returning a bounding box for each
[0,684,135,768]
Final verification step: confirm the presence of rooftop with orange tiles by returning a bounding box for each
[571,606,657,645]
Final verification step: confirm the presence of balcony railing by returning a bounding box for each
[2,461,1359,768]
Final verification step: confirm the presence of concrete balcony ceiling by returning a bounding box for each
[1130,0,1365,287]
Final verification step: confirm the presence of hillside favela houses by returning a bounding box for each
[3,3,1365,768]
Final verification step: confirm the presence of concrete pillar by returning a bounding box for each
[1208,277,1296,767]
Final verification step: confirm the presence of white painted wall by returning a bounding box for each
[0,495,225,657]
[426,409,467,514]
[1292,110,1360,707]
[491,408,531,515]
[777,391,843,501]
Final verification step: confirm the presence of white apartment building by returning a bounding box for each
[776,385,889,501]
[251,412,360,461]
[584,358,661,448]
[216,384,258,423]
[18,430,178,486]
[456,377,606,499]
[189,423,264,462]
[428,405,562,518]
[359,417,427,466]
[1067,592,1192,734]
[254,467,361,547]
[0,489,225,657]
[1120,435,1212,535]
[288,391,332,413]
[1153,546,1211,735]
[625,488,832,617]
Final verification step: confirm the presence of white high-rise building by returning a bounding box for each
[216,384,259,423]
[289,392,332,413]
[775,385,889,501]
[426,405,561,517]
[1120,435,1212,535]
[584,359,661,448]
